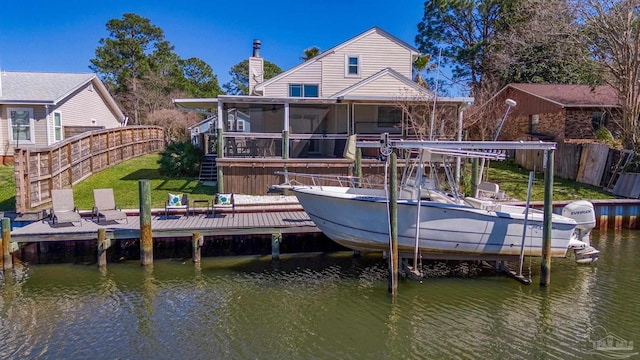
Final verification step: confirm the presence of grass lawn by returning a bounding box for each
[0,154,217,212]
[0,154,617,212]
[484,160,616,201]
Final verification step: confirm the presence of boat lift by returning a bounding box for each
[360,134,560,287]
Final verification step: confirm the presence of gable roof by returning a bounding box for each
[507,83,620,107]
[0,71,124,118]
[255,26,420,92]
[332,68,434,99]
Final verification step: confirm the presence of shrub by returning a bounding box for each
[158,141,203,177]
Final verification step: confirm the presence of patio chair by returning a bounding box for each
[213,193,235,217]
[165,193,190,218]
[49,189,82,226]
[92,188,128,224]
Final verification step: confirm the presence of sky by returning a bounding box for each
[0,0,434,91]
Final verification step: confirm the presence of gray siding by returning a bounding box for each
[55,82,122,142]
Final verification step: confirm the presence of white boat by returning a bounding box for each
[281,140,600,265]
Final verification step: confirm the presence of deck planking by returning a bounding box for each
[10,210,318,243]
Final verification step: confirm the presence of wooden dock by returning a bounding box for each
[10,209,318,243]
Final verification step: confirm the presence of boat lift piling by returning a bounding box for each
[388,152,399,295]
[540,150,554,286]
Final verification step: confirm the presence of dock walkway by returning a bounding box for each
[11,208,317,243]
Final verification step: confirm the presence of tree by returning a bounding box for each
[580,0,640,149]
[415,0,600,97]
[300,46,321,61]
[223,59,283,95]
[177,57,223,98]
[90,13,170,125]
[91,13,223,124]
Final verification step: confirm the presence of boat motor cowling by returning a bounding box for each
[562,200,599,264]
[562,200,596,242]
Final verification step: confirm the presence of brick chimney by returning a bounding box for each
[248,39,264,95]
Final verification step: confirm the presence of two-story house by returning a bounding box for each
[0,71,125,164]
[175,27,474,194]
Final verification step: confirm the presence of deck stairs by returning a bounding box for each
[199,155,218,183]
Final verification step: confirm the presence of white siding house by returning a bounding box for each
[0,71,125,161]
[175,27,473,159]
[255,27,418,98]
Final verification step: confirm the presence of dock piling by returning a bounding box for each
[192,232,203,263]
[97,228,107,268]
[2,217,12,270]
[139,180,153,266]
[272,233,281,260]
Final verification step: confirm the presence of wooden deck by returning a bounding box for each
[10,210,318,243]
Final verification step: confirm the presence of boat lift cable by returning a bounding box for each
[518,171,535,279]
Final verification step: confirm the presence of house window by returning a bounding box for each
[377,106,402,129]
[54,112,63,141]
[8,108,34,144]
[529,114,539,133]
[345,55,360,77]
[237,120,245,131]
[592,111,607,130]
[289,84,319,97]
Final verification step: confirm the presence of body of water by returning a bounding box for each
[0,230,638,359]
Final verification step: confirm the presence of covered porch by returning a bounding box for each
[174,95,473,194]
[175,95,473,160]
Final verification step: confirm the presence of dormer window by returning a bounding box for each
[345,55,360,77]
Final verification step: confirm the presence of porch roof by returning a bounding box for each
[173,94,474,111]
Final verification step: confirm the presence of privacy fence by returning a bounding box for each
[514,142,635,197]
[14,126,165,213]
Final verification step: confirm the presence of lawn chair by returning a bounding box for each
[92,188,128,224]
[49,189,82,226]
[213,193,235,217]
[165,193,190,218]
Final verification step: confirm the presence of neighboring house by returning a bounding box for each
[189,110,252,144]
[476,83,621,142]
[176,27,473,159]
[0,71,125,163]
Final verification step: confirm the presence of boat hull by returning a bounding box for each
[293,187,576,259]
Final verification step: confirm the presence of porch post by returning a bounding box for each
[217,101,225,193]
[283,103,290,159]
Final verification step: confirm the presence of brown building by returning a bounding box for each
[469,83,621,141]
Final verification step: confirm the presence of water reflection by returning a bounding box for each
[0,231,638,359]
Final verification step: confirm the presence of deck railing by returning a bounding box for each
[14,126,165,213]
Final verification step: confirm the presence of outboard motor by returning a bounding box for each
[562,200,600,264]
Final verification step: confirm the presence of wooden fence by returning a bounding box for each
[515,142,635,196]
[14,126,165,213]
